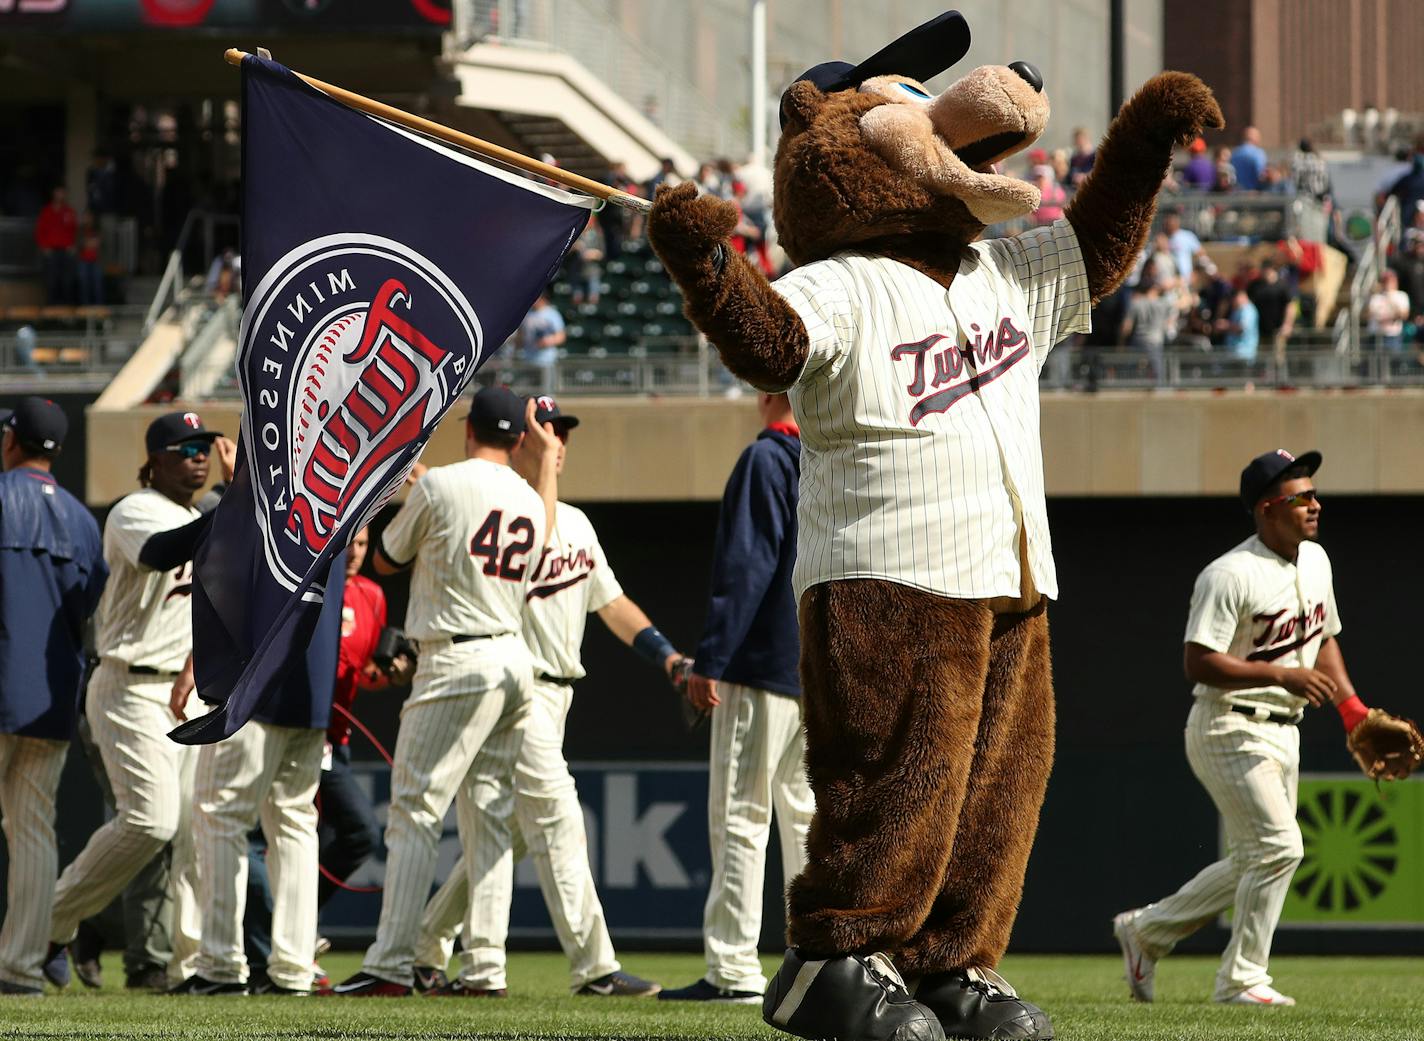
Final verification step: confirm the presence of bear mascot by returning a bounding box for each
[649,10,1223,1041]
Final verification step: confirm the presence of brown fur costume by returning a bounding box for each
[650,66,1222,977]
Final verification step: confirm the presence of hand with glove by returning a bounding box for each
[1341,700,1424,781]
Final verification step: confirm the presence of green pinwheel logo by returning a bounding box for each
[1280,777,1424,926]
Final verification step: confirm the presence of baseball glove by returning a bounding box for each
[1346,709,1424,781]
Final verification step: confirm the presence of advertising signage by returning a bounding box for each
[0,0,449,32]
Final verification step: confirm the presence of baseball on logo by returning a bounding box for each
[239,234,484,591]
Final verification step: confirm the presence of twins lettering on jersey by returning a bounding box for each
[240,234,484,591]
[888,318,1030,425]
[1247,601,1328,662]
[527,545,596,600]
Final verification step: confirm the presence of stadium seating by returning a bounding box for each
[548,237,695,361]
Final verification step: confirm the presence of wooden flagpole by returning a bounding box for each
[224,48,652,214]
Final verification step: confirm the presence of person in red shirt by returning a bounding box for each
[34,187,77,304]
[319,527,412,906]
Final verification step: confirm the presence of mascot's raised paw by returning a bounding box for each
[647,181,739,269]
[1128,71,1225,147]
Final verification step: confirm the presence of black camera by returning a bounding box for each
[372,627,418,676]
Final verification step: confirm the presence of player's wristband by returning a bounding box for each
[1336,694,1369,733]
[632,626,677,668]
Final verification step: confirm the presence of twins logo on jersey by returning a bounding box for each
[1246,601,1328,662]
[888,318,1030,425]
[528,546,596,600]
[240,233,483,591]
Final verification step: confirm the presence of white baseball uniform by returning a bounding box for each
[50,488,205,983]
[414,502,627,991]
[0,735,68,990]
[358,457,544,988]
[770,218,1091,603]
[702,681,814,993]
[192,721,323,988]
[1126,534,1339,999]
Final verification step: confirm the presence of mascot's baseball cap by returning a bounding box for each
[0,396,68,452]
[530,394,580,432]
[465,386,526,437]
[780,10,971,127]
[1239,448,1322,513]
[145,411,222,454]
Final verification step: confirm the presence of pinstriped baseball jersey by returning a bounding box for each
[94,488,200,676]
[1184,535,1341,713]
[379,458,546,642]
[522,503,623,680]
[771,218,1091,602]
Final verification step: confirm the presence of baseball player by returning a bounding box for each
[409,396,675,998]
[330,386,559,996]
[46,412,233,987]
[169,549,344,995]
[238,526,413,985]
[0,399,106,996]
[660,391,813,1004]
[1113,449,1384,1006]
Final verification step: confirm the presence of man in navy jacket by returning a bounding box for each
[661,392,813,1004]
[0,398,107,995]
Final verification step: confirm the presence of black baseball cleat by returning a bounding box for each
[659,978,762,1004]
[126,967,170,991]
[763,948,945,1041]
[424,978,507,998]
[42,943,69,989]
[911,968,1053,1040]
[0,978,42,997]
[412,965,449,993]
[73,924,103,989]
[322,971,412,997]
[167,975,249,996]
[577,970,661,997]
[250,974,311,996]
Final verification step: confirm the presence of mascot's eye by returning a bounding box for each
[897,82,933,100]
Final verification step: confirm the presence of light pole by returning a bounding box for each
[751,0,768,166]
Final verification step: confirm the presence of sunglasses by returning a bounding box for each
[1263,488,1318,508]
[166,441,211,460]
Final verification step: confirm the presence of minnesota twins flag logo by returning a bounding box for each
[171,54,592,743]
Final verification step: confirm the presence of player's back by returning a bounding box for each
[385,457,546,642]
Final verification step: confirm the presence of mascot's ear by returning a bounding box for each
[780,80,825,131]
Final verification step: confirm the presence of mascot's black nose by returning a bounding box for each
[1008,61,1043,92]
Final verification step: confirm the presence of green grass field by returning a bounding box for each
[8,952,1421,1040]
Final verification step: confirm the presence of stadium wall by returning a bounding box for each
[86,390,1424,506]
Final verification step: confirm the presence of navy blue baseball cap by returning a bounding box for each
[465,386,526,437]
[530,394,580,431]
[1239,448,1322,513]
[1,396,67,452]
[146,411,222,454]
[779,10,971,127]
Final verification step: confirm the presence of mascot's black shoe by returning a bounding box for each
[911,968,1052,1040]
[763,948,945,1041]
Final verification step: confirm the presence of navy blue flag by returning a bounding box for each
[171,55,593,743]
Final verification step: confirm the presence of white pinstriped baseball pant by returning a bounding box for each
[49,662,203,984]
[1130,698,1303,998]
[192,721,323,988]
[361,636,532,989]
[0,734,68,990]
[414,677,618,991]
[704,682,813,993]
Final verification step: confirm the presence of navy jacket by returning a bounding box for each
[212,554,344,732]
[0,467,107,739]
[693,428,801,697]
